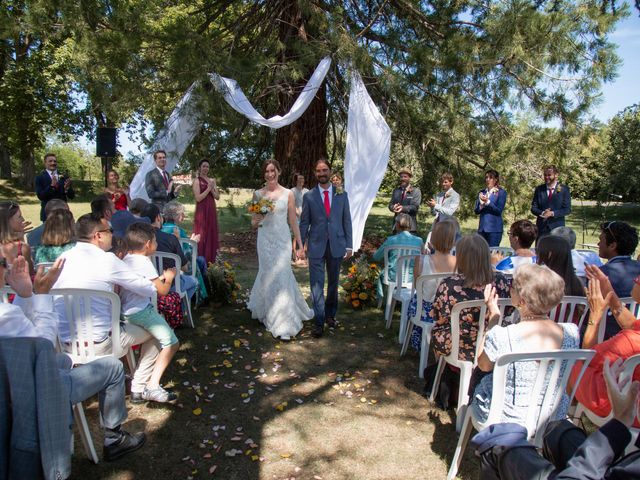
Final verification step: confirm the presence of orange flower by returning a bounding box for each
[352,300,361,308]
[351,292,358,299]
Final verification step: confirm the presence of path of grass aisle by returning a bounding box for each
[72,267,478,480]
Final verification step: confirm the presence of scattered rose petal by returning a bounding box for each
[192,408,202,416]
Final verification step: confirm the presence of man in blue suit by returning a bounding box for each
[34,153,75,221]
[530,165,571,238]
[474,169,507,247]
[299,159,353,338]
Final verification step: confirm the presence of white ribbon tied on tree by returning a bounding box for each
[344,71,391,252]
[209,57,332,129]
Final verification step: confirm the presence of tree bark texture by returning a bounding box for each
[274,0,328,188]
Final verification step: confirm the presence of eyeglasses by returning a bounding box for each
[96,227,113,235]
[601,221,617,242]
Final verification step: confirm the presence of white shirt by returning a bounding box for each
[53,242,156,342]
[318,184,333,208]
[0,294,58,346]
[120,254,159,315]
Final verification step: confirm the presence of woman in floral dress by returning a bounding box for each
[431,234,510,362]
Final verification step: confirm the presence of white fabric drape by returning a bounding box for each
[129,83,202,201]
[344,71,391,252]
[209,57,331,129]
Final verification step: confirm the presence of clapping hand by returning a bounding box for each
[585,272,612,320]
[22,220,33,234]
[190,233,201,243]
[427,198,436,208]
[64,177,72,191]
[34,257,65,294]
[392,203,403,213]
[604,357,640,427]
[6,256,34,297]
[483,284,501,319]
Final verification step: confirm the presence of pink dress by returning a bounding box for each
[193,176,219,264]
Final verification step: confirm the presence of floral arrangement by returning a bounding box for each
[247,198,275,215]
[341,255,380,309]
[206,255,242,305]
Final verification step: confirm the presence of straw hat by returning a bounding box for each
[398,166,412,177]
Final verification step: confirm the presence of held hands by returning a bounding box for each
[604,357,640,427]
[541,208,554,219]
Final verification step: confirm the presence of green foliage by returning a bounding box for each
[604,104,640,201]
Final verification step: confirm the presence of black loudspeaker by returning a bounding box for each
[96,127,117,157]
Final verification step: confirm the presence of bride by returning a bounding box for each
[247,158,314,340]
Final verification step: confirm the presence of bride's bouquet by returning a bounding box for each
[247,198,275,215]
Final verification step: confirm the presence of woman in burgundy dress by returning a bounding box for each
[191,159,220,264]
[104,169,130,211]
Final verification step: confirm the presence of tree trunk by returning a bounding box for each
[0,142,10,179]
[274,0,328,188]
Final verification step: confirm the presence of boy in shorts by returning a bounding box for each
[121,222,179,403]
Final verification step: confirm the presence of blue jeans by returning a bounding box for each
[174,273,197,300]
[59,355,127,431]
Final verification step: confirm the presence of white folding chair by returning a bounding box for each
[387,254,421,340]
[574,353,640,427]
[598,297,640,343]
[447,348,595,480]
[400,272,453,378]
[429,298,514,422]
[379,245,422,324]
[50,288,130,464]
[550,296,590,331]
[180,238,200,304]
[150,251,195,328]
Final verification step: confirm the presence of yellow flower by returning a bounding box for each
[358,292,368,300]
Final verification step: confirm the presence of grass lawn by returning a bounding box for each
[2,179,639,479]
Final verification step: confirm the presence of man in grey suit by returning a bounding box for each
[145,150,180,209]
[388,166,421,234]
[299,159,353,338]
[427,172,460,224]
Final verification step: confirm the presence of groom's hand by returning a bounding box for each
[343,249,353,260]
[296,248,306,260]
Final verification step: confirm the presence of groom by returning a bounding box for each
[298,159,353,338]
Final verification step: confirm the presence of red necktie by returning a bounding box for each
[548,187,553,204]
[162,171,169,189]
[323,190,331,217]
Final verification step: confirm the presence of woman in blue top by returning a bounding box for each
[474,169,507,247]
[372,214,424,299]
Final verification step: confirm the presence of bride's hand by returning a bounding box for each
[251,214,264,229]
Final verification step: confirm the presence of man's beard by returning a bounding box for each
[317,175,329,183]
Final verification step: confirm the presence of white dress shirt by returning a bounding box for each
[0,294,58,345]
[53,242,156,342]
[318,184,333,207]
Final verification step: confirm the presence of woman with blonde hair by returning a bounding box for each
[0,201,34,274]
[407,219,457,351]
[471,263,580,424]
[34,209,76,264]
[431,234,510,362]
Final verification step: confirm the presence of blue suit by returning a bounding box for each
[531,183,571,236]
[299,186,352,328]
[474,188,507,247]
[34,170,75,221]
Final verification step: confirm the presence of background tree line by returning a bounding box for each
[1,0,638,217]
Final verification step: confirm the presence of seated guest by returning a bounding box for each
[597,221,640,339]
[0,200,34,274]
[551,225,602,279]
[26,198,68,251]
[0,255,146,461]
[431,234,510,363]
[372,213,424,299]
[142,203,197,301]
[536,235,584,297]
[121,223,179,403]
[91,195,116,224]
[471,264,579,425]
[569,268,640,425]
[111,197,151,238]
[52,213,171,404]
[495,220,537,274]
[34,209,76,264]
[407,219,457,351]
[162,201,207,281]
[475,357,640,479]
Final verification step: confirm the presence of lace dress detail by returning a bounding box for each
[247,190,313,338]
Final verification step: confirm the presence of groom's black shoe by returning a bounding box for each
[326,317,336,328]
[311,325,324,338]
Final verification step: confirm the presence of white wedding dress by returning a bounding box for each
[247,190,313,338]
